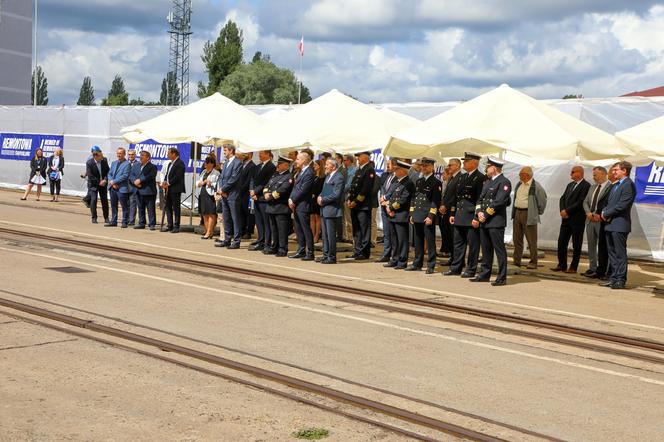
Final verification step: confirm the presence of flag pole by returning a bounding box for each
[297,54,302,104]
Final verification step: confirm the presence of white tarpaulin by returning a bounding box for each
[384,84,632,161]
[616,114,664,160]
[238,89,418,153]
[122,92,260,146]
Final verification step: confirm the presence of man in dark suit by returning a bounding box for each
[289,150,316,260]
[377,158,398,262]
[346,151,376,260]
[444,152,485,278]
[126,149,141,226]
[582,166,612,278]
[239,152,257,239]
[335,153,348,242]
[85,146,110,224]
[594,171,616,280]
[407,157,442,274]
[382,160,415,269]
[439,159,462,265]
[216,145,243,248]
[160,147,186,233]
[264,156,294,257]
[600,161,636,289]
[552,165,591,273]
[317,158,345,264]
[249,150,276,251]
[133,150,158,230]
[471,157,512,286]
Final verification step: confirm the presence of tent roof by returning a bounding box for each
[384,84,632,161]
[121,93,260,146]
[238,89,418,153]
[616,113,664,158]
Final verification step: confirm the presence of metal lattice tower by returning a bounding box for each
[167,0,192,105]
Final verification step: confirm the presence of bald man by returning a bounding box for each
[551,165,590,273]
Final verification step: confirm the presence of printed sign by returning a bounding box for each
[634,161,664,205]
[0,133,64,160]
[128,139,219,173]
[370,149,385,174]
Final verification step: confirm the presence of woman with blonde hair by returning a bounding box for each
[21,148,47,201]
[47,148,65,202]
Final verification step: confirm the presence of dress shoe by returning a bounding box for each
[248,244,265,251]
[315,257,324,263]
[394,264,407,270]
[215,242,230,248]
[321,259,336,264]
[91,219,98,224]
[491,280,507,286]
[526,263,538,269]
[263,249,276,255]
[227,243,240,249]
[214,238,223,243]
[170,228,180,233]
[347,253,360,259]
[355,255,370,261]
[405,266,422,272]
[289,253,306,259]
[128,222,135,227]
[550,266,564,272]
[376,256,390,263]
[301,255,315,262]
[425,268,435,275]
[121,224,128,229]
[250,240,259,246]
[599,280,613,287]
[582,269,595,276]
[383,262,396,268]
[275,252,287,257]
[469,276,490,282]
[148,226,156,231]
[443,270,461,276]
[134,225,145,230]
[582,271,598,278]
[104,223,117,227]
[564,268,576,274]
[610,283,626,289]
[161,227,172,232]
[461,272,475,278]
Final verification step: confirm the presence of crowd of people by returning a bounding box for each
[20,145,637,288]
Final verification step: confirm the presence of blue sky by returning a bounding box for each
[37,0,664,105]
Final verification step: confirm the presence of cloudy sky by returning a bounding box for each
[37,0,664,105]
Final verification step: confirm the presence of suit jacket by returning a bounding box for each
[239,160,257,195]
[47,155,65,173]
[559,179,591,225]
[452,169,485,226]
[127,159,142,194]
[251,161,276,203]
[442,172,462,210]
[477,174,512,228]
[410,174,442,223]
[346,163,376,210]
[319,170,345,218]
[85,157,110,190]
[108,159,132,193]
[290,164,316,213]
[219,156,243,200]
[136,162,158,196]
[384,176,414,223]
[583,181,612,217]
[164,157,186,194]
[603,177,636,233]
[29,157,47,179]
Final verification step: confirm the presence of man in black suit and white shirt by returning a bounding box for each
[552,165,591,273]
[249,150,276,251]
[438,158,462,266]
[85,146,110,224]
[160,147,186,233]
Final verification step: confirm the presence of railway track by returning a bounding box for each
[2,226,663,367]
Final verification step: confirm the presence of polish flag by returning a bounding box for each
[298,36,304,57]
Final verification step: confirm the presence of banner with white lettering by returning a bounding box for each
[0,133,64,160]
[634,161,664,205]
[370,149,385,174]
[129,140,220,173]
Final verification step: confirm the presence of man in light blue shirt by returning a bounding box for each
[106,147,132,228]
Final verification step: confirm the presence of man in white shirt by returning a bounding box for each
[582,166,611,278]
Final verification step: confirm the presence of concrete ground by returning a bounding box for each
[1,189,664,441]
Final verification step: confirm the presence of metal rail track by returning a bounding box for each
[0,297,514,442]
[2,227,663,362]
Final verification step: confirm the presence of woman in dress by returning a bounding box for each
[21,148,47,201]
[310,158,326,244]
[196,156,220,239]
[47,148,65,202]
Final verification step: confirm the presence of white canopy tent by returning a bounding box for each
[121,92,261,146]
[384,84,633,161]
[616,114,664,164]
[238,89,419,154]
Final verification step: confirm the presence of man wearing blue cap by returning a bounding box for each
[84,146,110,224]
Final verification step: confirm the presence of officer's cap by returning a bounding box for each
[420,157,436,165]
[395,159,412,169]
[461,152,481,161]
[277,155,294,164]
[486,156,504,168]
[354,151,372,157]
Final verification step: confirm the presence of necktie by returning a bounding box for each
[165,162,172,184]
[385,173,394,190]
[590,184,601,213]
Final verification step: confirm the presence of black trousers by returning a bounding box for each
[321,216,339,261]
[607,231,629,284]
[222,197,242,244]
[597,223,609,278]
[88,186,109,221]
[440,213,454,256]
[478,227,508,282]
[388,220,409,265]
[294,210,314,255]
[164,191,181,229]
[412,221,437,270]
[49,179,61,196]
[254,201,270,246]
[351,208,371,257]
[241,196,255,235]
[557,221,585,270]
[137,194,157,227]
[268,213,290,254]
[450,225,480,274]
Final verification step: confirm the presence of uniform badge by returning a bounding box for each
[370,173,374,178]
[289,179,293,183]
[486,207,495,215]
[503,185,509,191]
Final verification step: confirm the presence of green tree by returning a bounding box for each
[251,51,270,63]
[129,98,146,105]
[219,59,311,105]
[562,94,582,99]
[31,66,48,105]
[197,20,243,98]
[77,76,95,105]
[160,71,180,105]
[102,75,129,106]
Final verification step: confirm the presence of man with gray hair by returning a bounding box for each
[511,166,548,269]
[582,166,611,278]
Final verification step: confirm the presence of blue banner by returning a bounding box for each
[128,139,220,173]
[635,161,664,205]
[370,149,385,174]
[0,132,64,160]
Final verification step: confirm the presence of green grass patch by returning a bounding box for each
[292,427,330,440]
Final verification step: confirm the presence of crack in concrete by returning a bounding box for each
[0,338,78,352]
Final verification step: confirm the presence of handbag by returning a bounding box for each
[49,171,60,180]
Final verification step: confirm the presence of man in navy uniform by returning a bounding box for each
[600,161,636,289]
[382,159,415,270]
[317,158,345,264]
[444,152,485,278]
[346,151,376,260]
[264,156,294,257]
[407,157,442,274]
[289,150,316,260]
[249,150,276,251]
[471,157,512,286]
[133,150,158,230]
[216,145,243,248]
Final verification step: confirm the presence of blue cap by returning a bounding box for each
[91,145,102,153]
